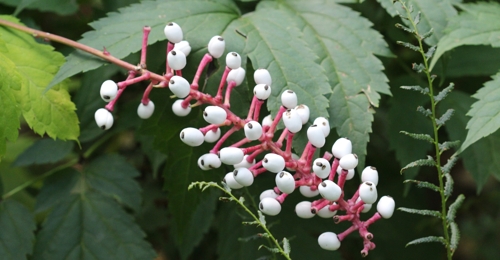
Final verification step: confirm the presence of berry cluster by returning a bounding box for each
[94,22,395,257]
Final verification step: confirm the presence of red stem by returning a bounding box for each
[140,26,151,66]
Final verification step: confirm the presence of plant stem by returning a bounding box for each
[400,2,452,259]
[0,18,166,83]
[2,158,78,200]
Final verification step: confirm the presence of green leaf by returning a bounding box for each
[430,2,500,70]
[0,16,79,141]
[0,200,36,259]
[447,194,465,222]
[0,53,22,160]
[400,131,434,144]
[83,154,143,211]
[417,106,432,117]
[438,140,460,153]
[49,0,240,88]
[398,207,441,218]
[378,0,457,45]
[401,85,429,94]
[397,40,421,52]
[283,237,291,255]
[406,236,447,247]
[460,72,500,152]
[450,221,460,251]
[33,192,156,260]
[0,0,78,15]
[441,155,458,175]
[13,138,74,166]
[439,90,500,191]
[403,179,439,192]
[436,108,454,127]
[437,45,500,77]
[400,155,435,174]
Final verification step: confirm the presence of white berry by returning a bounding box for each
[167,50,187,70]
[295,201,315,219]
[313,158,331,179]
[219,147,244,165]
[225,52,241,69]
[244,121,263,140]
[232,167,254,186]
[313,117,330,137]
[203,106,227,125]
[100,80,118,102]
[223,172,243,189]
[173,40,191,56]
[318,180,341,201]
[94,108,114,130]
[197,156,210,170]
[336,166,355,180]
[204,128,221,143]
[275,171,295,194]
[172,99,191,117]
[226,67,245,86]
[180,127,204,146]
[260,189,279,201]
[332,137,352,159]
[299,186,320,198]
[262,114,273,127]
[233,155,256,169]
[295,104,310,124]
[318,232,341,251]
[208,35,225,58]
[359,181,378,204]
[169,76,191,98]
[281,90,298,109]
[254,68,272,86]
[200,153,221,169]
[339,154,358,170]
[307,125,326,148]
[377,195,395,219]
[259,198,281,216]
[282,109,302,133]
[362,166,379,186]
[137,101,155,119]
[317,204,337,218]
[164,22,183,43]
[262,153,285,173]
[356,197,373,213]
[253,84,272,100]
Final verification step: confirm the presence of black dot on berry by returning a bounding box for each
[322,122,326,126]
[180,132,185,139]
[321,182,327,187]
[311,208,317,214]
[311,124,317,127]
[201,159,205,166]
[354,154,358,159]
[231,52,237,56]
[279,172,285,178]
[264,85,269,90]
[103,95,110,100]
[315,162,322,167]
[287,90,293,93]
[248,123,253,129]
[259,203,264,210]
[254,91,256,95]
[233,170,238,176]
[170,79,175,84]
[366,182,373,186]
[168,22,174,26]
[100,125,106,130]
[171,50,177,55]
[370,166,376,170]
[321,165,326,170]
[222,178,227,183]
[218,37,224,41]
[203,111,208,117]
[264,158,268,163]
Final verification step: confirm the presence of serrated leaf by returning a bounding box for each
[400,131,434,144]
[398,207,442,217]
[395,23,415,34]
[430,2,500,70]
[49,0,240,88]
[33,192,156,260]
[0,0,78,15]
[425,45,436,59]
[434,83,454,104]
[403,179,439,192]
[447,194,465,222]
[461,72,500,152]
[436,108,454,127]
[0,200,36,259]
[12,138,74,167]
[397,41,421,52]
[417,106,432,117]
[412,63,426,73]
[0,53,22,160]
[444,173,454,198]
[259,245,280,254]
[283,237,291,255]
[378,0,457,45]
[450,221,460,251]
[439,140,460,153]
[400,155,435,173]
[84,154,143,211]
[406,236,447,246]
[0,16,79,141]
[441,155,458,175]
[401,85,429,94]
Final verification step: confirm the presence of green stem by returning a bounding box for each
[400,2,452,260]
[2,158,78,200]
[193,182,291,260]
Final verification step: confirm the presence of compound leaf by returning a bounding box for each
[13,138,74,167]
[0,200,36,259]
[378,0,457,45]
[398,207,441,218]
[406,236,447,247]
[430,2,500,70]
[400,155,435,174]
[0,16,79,142]
[460,72,500,153]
